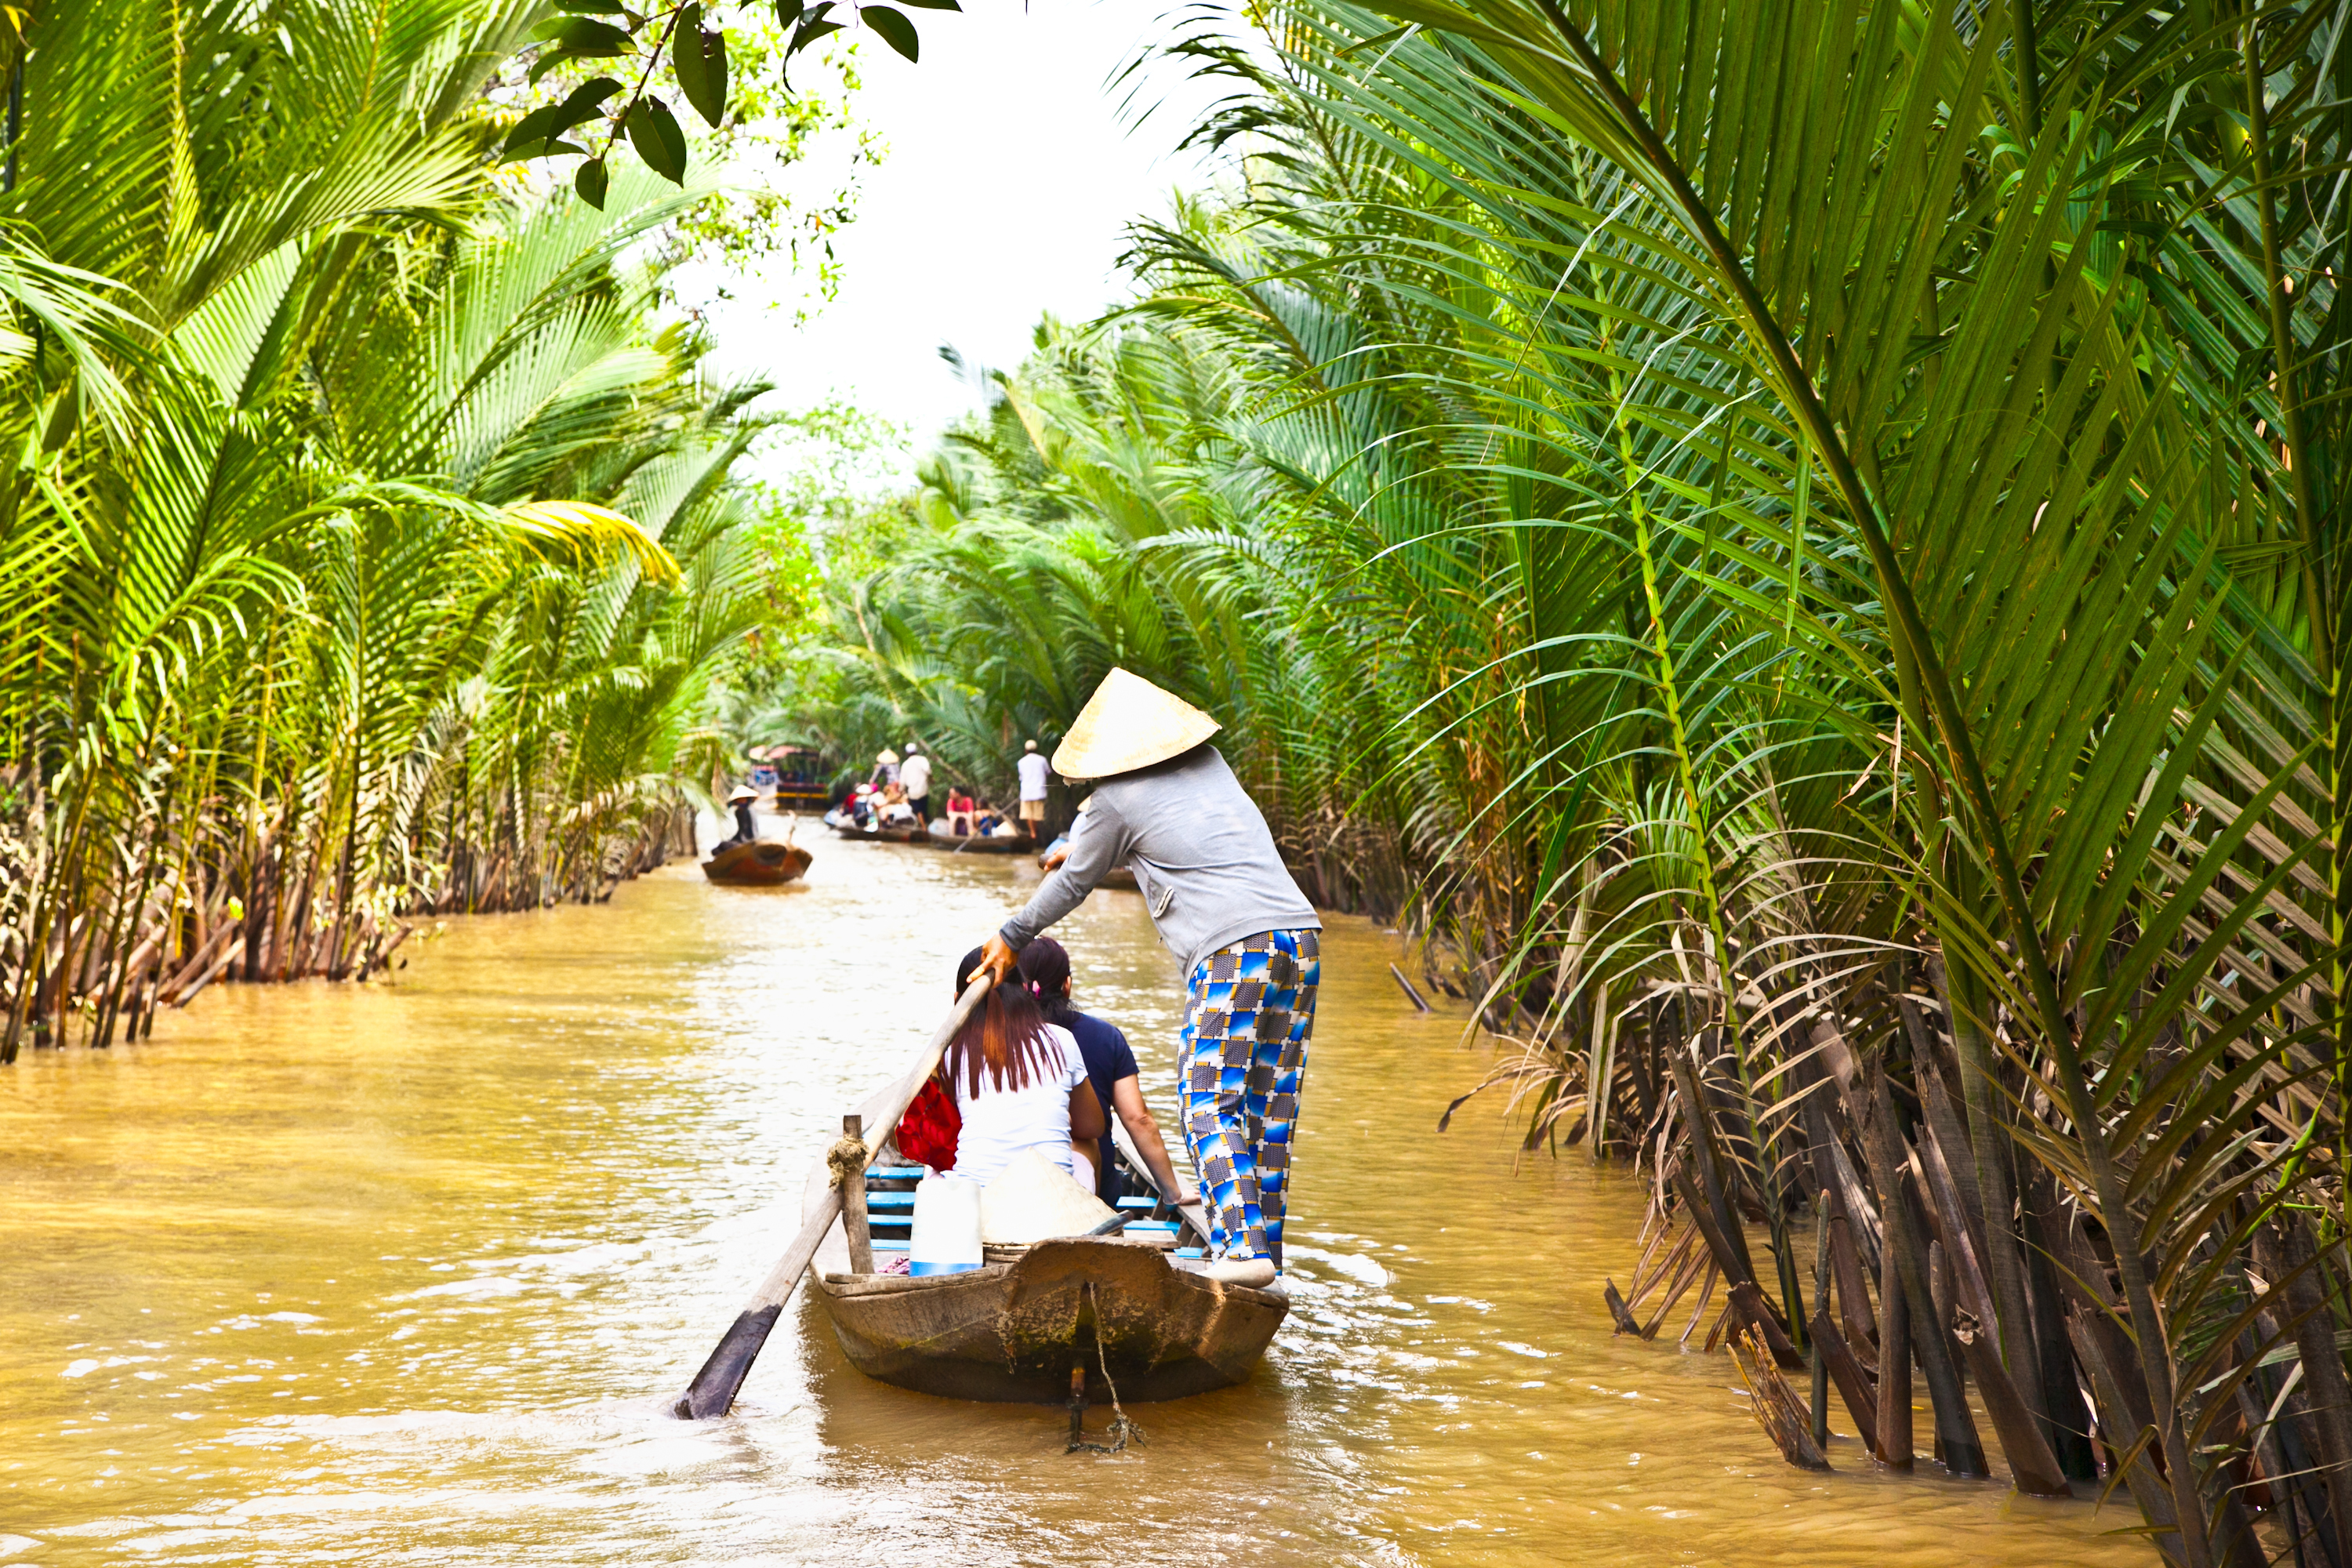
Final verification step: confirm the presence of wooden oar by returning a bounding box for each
[673,974,993,1419]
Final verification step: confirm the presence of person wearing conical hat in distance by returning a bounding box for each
[975,669,1320,1290]
[712,784,760,853]
[869,748,900,789]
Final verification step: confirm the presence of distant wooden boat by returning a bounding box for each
[805,1127,1284,1404]
[701,840,811,885]
[827,820,930,844]
[920,833,1033,856]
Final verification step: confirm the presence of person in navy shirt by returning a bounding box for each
[1016,937,1185,1206]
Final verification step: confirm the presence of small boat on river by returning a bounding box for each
[701,840,811,885]
[918,832,1033,856]
[804,1128,1286,1404]
[826,817,930,844]
[671,977,1282,1421]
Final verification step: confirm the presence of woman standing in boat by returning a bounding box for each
[975,669,1321,1290]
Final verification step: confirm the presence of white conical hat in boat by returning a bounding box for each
[1051,668,1219,781]
[980,1148,1116,1244]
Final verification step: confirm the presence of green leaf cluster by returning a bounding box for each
[0,2,792,1062]
[776,2,2352,1552]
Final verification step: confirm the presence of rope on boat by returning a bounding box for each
[826,1134,869,1189]
[1067,1283,1145,1455]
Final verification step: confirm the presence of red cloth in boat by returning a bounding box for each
[897,1074,960,1170]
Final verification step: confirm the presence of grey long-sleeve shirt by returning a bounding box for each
[999,745,1319,978]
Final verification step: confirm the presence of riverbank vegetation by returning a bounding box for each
[771,2,2351,1559]
[0,3,851,1060]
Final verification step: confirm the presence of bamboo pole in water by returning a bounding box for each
[1860,1061,1984,1477]
[1874,1210,1912,1469]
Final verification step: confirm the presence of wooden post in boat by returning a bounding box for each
[673,975,992,1420]
[842,1114,875,1275]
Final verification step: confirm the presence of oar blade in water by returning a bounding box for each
[672,975,993,1418]
[676,1305,782,1419]
[672,1197,840,1417]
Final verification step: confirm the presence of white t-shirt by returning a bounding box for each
[900,753,932,797]
[1017,751,1051,801]
[948,1024,1085,1184]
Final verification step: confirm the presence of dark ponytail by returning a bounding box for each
[1015,935,1078,1028]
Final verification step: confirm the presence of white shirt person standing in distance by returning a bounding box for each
[1017,739,1051,837]
[899,744,934,828]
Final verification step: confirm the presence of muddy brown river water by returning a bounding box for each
[0,842,2154,1564]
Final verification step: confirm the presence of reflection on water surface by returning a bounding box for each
[0,845,2151,1564]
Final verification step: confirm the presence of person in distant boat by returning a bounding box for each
[879,782,917,828]
[1018,935,1185,1207]
[945,946,1105,1187]
[900,743,933,828]
[1018,738,1051,836]
[975,669,1321,1290]
[712,784,760,852]
[946,785,977,837]
[869,748,900,789]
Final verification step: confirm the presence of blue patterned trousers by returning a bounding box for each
[1177,928,1320,1265]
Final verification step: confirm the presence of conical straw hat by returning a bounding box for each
[979,1148,1116,1243]
[1051,668,1220,780]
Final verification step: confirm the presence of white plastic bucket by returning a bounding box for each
[909,1174,983,1276]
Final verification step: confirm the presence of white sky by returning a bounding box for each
[689,0,1225,482]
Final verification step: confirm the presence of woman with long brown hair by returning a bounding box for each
[940,946,1105,1187]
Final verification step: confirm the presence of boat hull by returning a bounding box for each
[828,822,930,844]
[920,834,1033,856]
[815,1236,1285,1403]
[700,841,811,885]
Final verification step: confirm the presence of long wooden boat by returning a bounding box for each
[827,821,931,844]
[917,833,1033,856]
[701,840,811,885]
[804,1130,1286,1403]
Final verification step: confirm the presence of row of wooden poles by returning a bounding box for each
[1,802,698,1062]
[1595,984,2350,1567]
